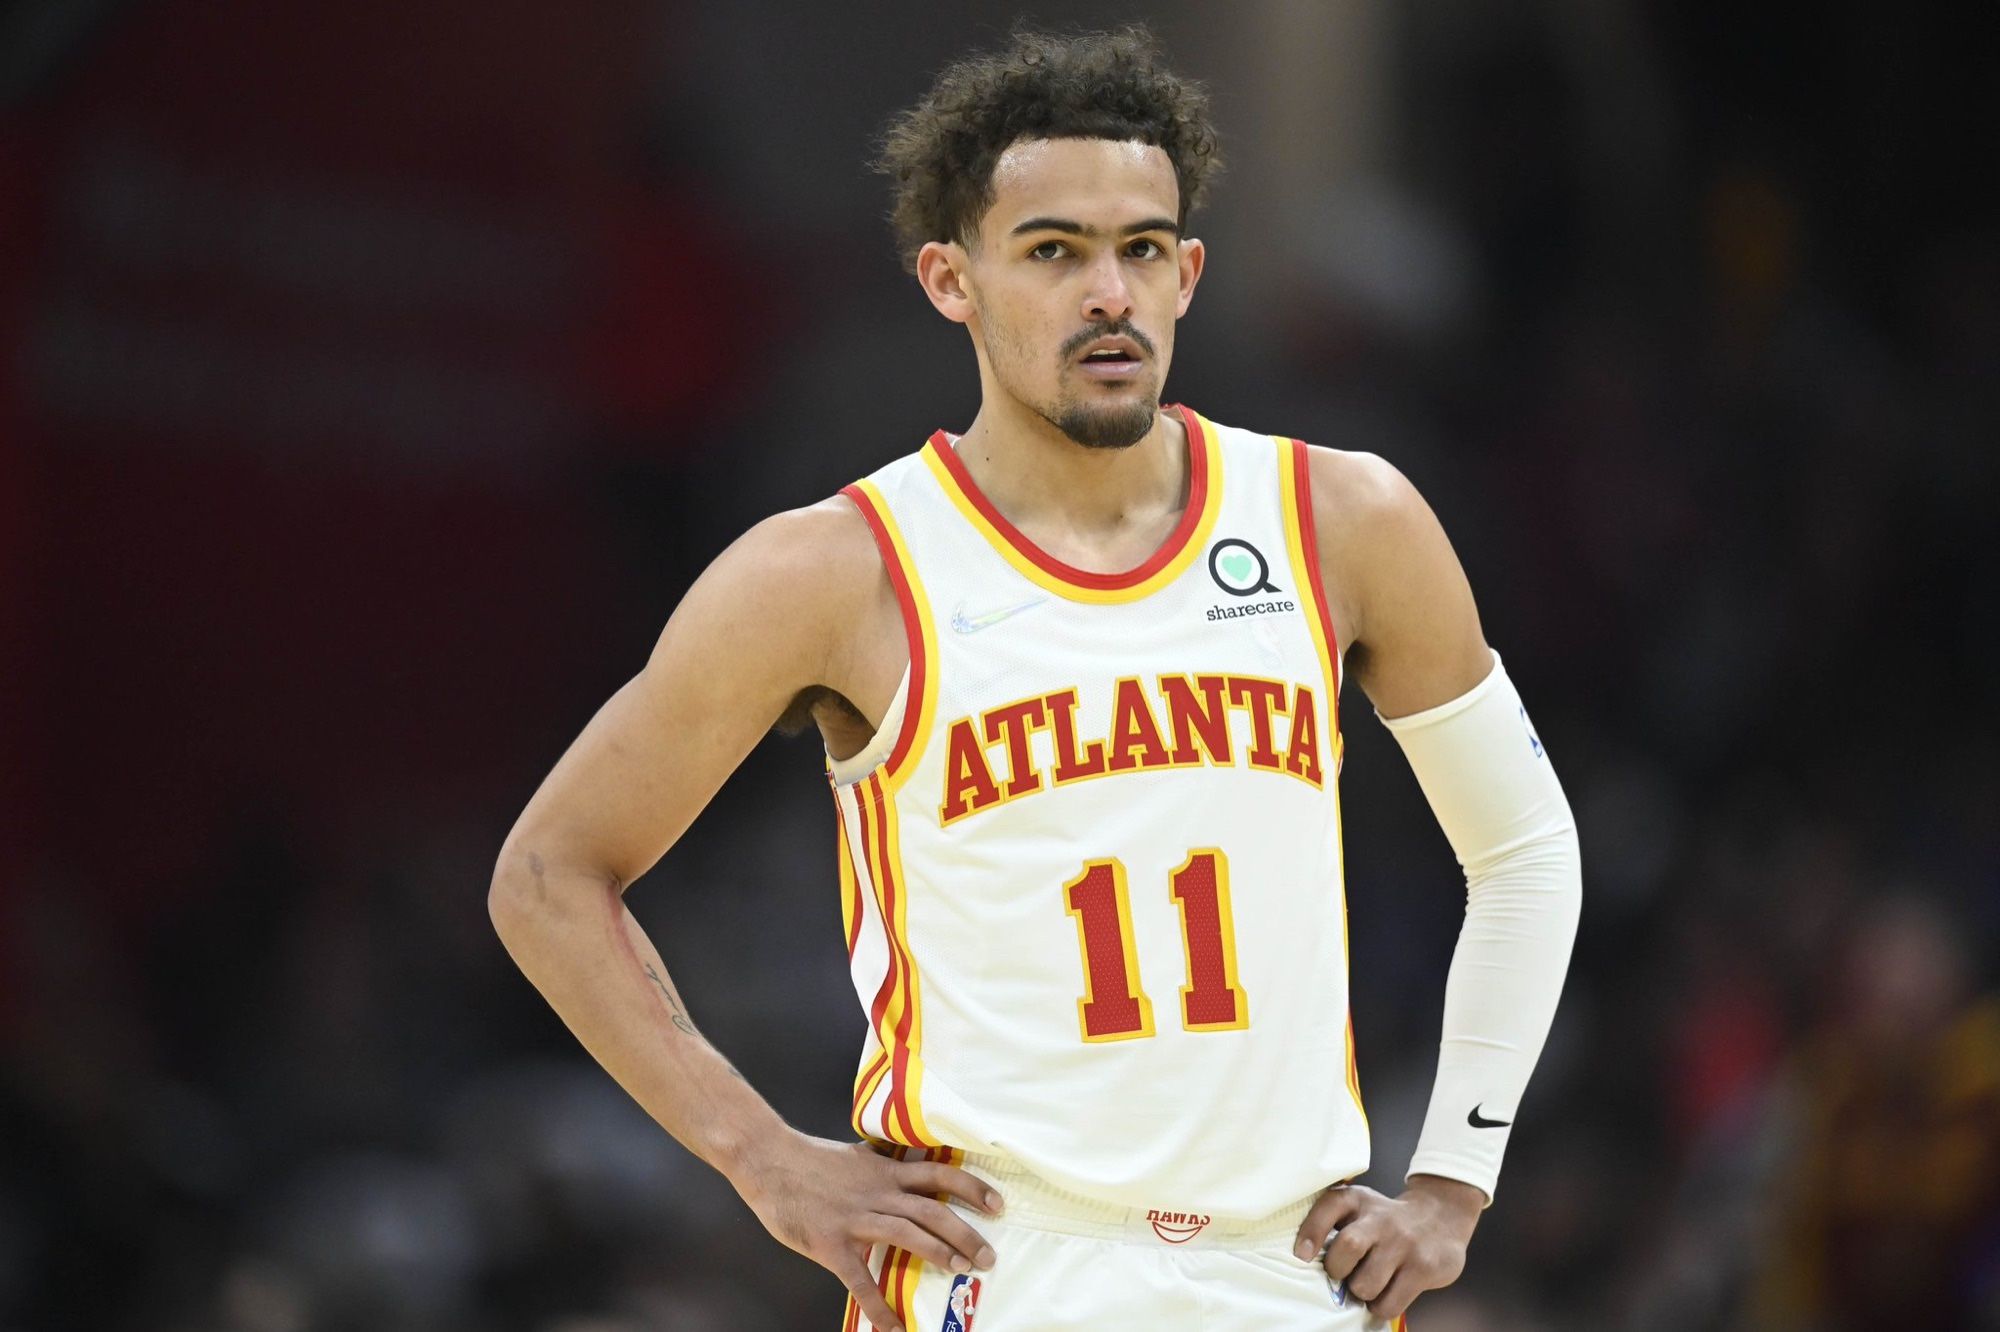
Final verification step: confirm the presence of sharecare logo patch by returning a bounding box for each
[940,1273,980,1331]
[1147,1210,1211,1243]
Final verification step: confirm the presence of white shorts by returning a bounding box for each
[839,1151,1407,1332]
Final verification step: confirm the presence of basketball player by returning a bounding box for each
[489,26,1580,1332]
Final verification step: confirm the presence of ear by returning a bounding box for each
[1174,237,1206,318]
[916,240,976,325]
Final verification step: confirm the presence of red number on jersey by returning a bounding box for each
[1063,850,1249,1042]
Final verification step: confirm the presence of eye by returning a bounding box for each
[1128,238,1167,260]
[1029,240,1070,261]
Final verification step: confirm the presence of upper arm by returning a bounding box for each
[497,495,888,891]
[1305,446,1492,720]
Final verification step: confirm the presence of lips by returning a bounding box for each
[1076,335,1143,366]
[1075,337,1145,381]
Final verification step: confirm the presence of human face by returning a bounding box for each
[924,138,1205,450]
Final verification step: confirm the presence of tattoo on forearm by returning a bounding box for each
[643,962,698,1035]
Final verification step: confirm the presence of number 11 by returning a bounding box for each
[1063,848,1249,1042]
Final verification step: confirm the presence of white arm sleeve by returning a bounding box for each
[1378,650,1581,1204]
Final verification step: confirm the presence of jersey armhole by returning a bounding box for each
[836,481,937,791]
[826,662,911,788]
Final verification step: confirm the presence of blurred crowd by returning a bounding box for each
[2,2,1994,1329]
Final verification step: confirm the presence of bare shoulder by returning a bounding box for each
[1302,445,1432,547]
[1298,444,1489,715]
[1298,445,1438,647]
[717,493,884,600]
[654,490,904,739]
[645,493,890,687]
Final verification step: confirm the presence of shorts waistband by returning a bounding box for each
[958,1151,1316,1250]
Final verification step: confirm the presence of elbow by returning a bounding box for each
[488,842,555,944]
[488,841,624,944]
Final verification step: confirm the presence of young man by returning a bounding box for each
[490,27,1580,1332]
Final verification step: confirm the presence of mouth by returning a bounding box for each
[1074,337,1147,381]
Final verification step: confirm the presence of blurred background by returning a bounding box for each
[2,1,1995,1328]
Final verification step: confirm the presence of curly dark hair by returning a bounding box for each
[874,24,1223,273]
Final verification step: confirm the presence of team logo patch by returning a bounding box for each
[940,1273,980,1331]
[1146,1209,1211,1243]
[1207,538,1281,597]
[1326,1275,1349,1307]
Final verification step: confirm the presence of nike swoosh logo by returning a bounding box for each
[950,597,1046,634]
[1468,1104,1512,1129]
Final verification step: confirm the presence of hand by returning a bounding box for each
[1292,1175,1483,1322]
[733,1132,1004,1332]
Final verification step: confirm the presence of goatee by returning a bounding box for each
[1048,399,1156,450]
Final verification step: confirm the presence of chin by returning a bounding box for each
[1049,394,1159,451]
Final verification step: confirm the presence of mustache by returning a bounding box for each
[1060,319,1156,361]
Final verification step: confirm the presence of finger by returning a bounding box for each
[1293,1186,1364,1260]
[837,1259,903,1332]
[1370,1270,1428,1323]
[899,1160,1005,1215]
[1319,1218,1378,1282]
[884,1192,992,1264]
[859,1215,970,1277]
[1343,1242,1401,1304]
[885,1194,997,1270]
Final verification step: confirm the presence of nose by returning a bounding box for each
[1080,249,1135,325]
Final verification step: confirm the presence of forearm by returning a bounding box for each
[488,848,788,1182]
[1382,652,1581,1201]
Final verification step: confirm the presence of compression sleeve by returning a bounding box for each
[1379,651,1581,1203]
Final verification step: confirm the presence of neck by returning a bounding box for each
[950,398,1189,541]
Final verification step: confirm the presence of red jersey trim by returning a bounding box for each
[922,403,1214,592]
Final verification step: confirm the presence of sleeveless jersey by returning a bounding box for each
[826,405,1368,1218]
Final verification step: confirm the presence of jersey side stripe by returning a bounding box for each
[869,772,937,1146]
[852,1049,891,1135]
[842,479,940,792]
[849,779,907,1141]
[878,774,938,1147]
[1280,437,1367,1125]
[873,1235,900,1326]
[832,779,863,958]
[837,780,896,1135]
[890,1246,916,1325]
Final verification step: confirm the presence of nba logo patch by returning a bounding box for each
[940,1273,981,1331]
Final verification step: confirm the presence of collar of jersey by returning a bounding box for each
[918,403,1222,605]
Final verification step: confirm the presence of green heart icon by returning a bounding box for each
[1221,551,1254,582]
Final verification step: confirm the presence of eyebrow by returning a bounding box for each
[1009,216,1181,239]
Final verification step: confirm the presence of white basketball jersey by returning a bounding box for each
[826,406,1368,1218]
